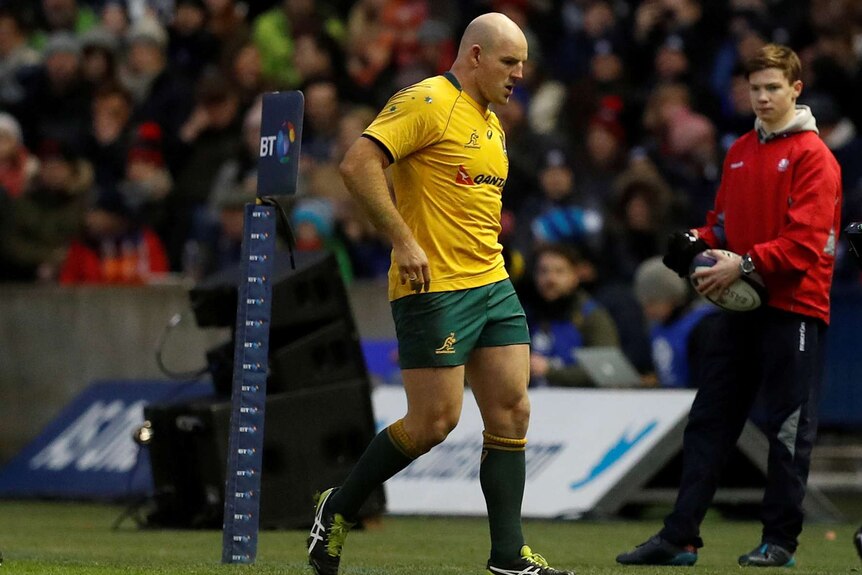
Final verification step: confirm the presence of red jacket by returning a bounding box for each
[59,229,169,285]
[696,126,841,323]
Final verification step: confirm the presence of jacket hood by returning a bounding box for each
[755,104,819,143]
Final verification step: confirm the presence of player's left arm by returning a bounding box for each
[750,147,842,276]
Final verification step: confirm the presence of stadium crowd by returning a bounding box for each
[0,0,860,385]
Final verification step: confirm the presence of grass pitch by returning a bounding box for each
[0,501,858,574]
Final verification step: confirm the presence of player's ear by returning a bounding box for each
[471,45,481,67]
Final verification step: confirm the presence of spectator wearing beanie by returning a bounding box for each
[633,255,718,388]
[14,31,90,149]
[514,144,605,260]
[194,174,258,277]
[123,16,194,167]
[30,0,99,50]
[292,196,353,284]
[577,95,628,206]
[118,121,173,232]
[80,25,120,89]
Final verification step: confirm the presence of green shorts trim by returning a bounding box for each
[390,279,529,369]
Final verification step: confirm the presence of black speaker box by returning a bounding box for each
[144,379,385,529]
[189,250,349,330]
[268,318,368,393]
[205,316,369,397]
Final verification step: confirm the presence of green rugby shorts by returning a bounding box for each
[390,279,529,369]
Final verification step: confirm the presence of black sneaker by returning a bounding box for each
[486,544,575,575]
[616,535,698,566]
[307,488,356,575]
[738,543,796,567]
[855,525,862,561]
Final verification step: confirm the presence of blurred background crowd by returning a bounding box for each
[0,0,860,387]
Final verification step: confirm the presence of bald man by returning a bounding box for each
[306,12,574,575]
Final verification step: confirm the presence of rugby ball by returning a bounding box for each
[689,250,766,312]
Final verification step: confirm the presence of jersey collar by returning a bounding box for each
[443,71,461,90]
[443,71,491,118]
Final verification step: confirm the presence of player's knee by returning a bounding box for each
[485,395,530,438]
[401,404,459,453]
[507,393,531,429]
[425,416,459,449]
[407,413,457,453]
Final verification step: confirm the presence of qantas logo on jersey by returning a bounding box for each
[454,165,506,188]
[455,165,474,185]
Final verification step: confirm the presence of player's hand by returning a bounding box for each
[393,237,430,292]
[690,249,742,299]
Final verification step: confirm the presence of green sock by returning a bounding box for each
[481,433,527,564]
[329,422,416,520]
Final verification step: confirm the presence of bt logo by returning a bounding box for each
[259,120,297,163]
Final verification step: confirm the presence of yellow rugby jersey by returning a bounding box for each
[363,73,510,301]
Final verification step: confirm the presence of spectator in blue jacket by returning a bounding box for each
[633,255,718,388]
[522,243,621,387]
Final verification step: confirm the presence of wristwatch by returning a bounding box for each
[740,253,756,275]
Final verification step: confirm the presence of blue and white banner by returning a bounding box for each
[0,382,695,519]
[372,386,696,518]
[0,380,212,500]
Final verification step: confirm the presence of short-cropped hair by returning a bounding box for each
[745,43,801,83]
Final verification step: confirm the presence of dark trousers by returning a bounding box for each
[660,307,826,552]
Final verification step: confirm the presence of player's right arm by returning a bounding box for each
[340,137,430,291]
